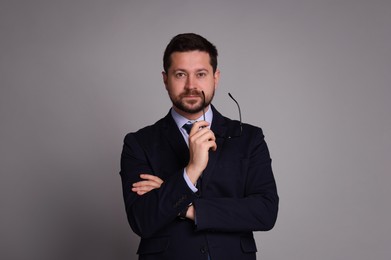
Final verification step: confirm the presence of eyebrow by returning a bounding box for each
[172,68,209,73]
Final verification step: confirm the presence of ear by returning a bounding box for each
[213,69,220,90]
[162,71,168,90]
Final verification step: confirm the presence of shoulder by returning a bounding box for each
[242,122,264,137]
[124,116,167,142]
[123,110,177,148]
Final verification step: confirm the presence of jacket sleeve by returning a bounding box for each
[120,133,197,238]
[193,127,279,232]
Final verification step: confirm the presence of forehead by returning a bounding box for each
[169,51,212,71]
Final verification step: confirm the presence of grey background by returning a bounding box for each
[1,0,390,259]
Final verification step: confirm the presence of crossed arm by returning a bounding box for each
[132,173,196,220]
[131,121,215,221]
[132,173,163,196]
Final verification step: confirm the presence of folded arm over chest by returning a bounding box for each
[120,133,197,237]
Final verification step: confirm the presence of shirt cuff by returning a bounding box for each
[183,169,198,193]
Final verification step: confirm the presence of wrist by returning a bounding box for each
[178,203,192,220]
[186,205,195,221]
[185,165,201,185]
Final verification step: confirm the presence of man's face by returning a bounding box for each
[163,51,220,119]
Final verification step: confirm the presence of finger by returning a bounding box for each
[139,174,164,184]
[133,180,161,188]
[190,127,214,140]
[202,139,217,151]
[132,185,157,193]
[134,189,148,196]
[132,181,161,188]
[192,130,216,144]
[132,185,153,192]
[210,141,217,151]
[190,121,210,135]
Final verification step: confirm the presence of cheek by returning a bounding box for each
[165,85,180,97]
[167,80,184,92]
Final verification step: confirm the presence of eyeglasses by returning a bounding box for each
[227,92,243,138]
[201,91,242,139]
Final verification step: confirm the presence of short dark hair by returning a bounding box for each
[163,33,218,73]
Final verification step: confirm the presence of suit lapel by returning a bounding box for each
[161,113,190,168]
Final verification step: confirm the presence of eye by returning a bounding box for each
[196,72,207,78]
[175,72,186,78]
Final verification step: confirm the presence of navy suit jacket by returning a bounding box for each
[120,106,278,260]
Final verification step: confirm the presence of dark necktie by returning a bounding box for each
[183,122,205,193]
[182,122,194,135]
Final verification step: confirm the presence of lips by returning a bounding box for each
[183,95,199,98]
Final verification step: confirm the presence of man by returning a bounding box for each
[120,33,278,260]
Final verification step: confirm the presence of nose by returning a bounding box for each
[185,74,196,89]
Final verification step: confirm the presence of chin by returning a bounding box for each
[187,103,204,111]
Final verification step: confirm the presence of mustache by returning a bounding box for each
[179,90,202,97]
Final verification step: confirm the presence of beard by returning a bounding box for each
[169,89,215,114]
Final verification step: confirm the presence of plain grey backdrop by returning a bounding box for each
[1,0,390,259]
